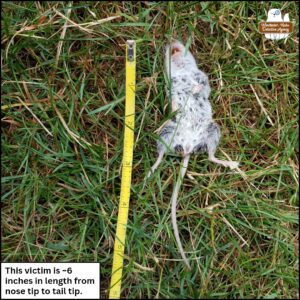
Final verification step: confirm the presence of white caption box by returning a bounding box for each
[1,263,100,299]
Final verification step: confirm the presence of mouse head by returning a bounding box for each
[165,40,197,78]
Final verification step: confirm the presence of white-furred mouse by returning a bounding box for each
[147,40,239,269]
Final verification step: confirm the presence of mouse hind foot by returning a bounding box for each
[206,122,239,170]
[208,154,239,170]
[207,141,239,170]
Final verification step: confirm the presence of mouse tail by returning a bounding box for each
[171,154,191,270]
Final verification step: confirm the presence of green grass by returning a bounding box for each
[1,1,299,298]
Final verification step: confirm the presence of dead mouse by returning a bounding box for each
[147,40,239,270]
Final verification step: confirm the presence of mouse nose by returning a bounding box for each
[170,41,183,55]
[171,46,181,56]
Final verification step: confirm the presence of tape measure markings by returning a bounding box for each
[109,40,136,299]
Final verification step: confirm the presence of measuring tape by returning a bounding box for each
[109,40,136,299]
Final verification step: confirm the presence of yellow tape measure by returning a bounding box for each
[109,40,136,299]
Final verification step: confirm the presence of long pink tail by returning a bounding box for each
[171,154,191,270]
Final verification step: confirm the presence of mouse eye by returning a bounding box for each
[171,47,180,55]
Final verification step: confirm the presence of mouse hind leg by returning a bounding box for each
[147,149,165,178]
[206,122,239,170]
[147,123,175,177]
